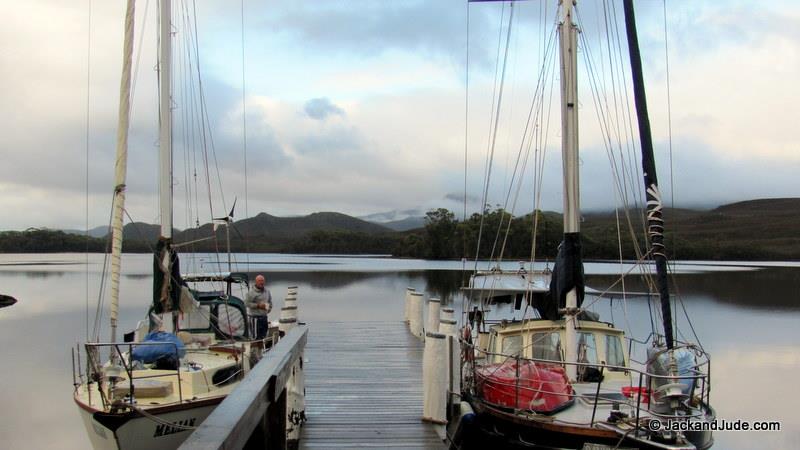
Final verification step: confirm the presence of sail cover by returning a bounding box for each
[152,238,185,314]
[545,233,585,320]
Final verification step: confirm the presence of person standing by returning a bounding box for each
[246,274,272,339]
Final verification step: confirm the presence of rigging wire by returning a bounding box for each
[661,0,680,340]
[461,2,473,324]
[241,0,250,271]
[90,0,149,342]
[130,1,150,116]
[92,193,117,341]
[529,7,558,270]
[663,0,676,251]
[179,0,203,270]
[84,0,92,341]
[577,6,655,294]
[576,4,667,338]
[493,25,559,265]
[608,0,645,224]
[462,0,470,289]
[473,2,514,272]
[607,0,663,331]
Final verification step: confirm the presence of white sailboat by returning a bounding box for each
[451,1,715,449]
[72,2,273,448]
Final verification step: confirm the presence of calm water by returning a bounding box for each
[0,253,798,449]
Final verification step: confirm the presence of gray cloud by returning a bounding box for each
[292,125,364,155]
[254,1,499,69]
[2,0,798,231]
[304,97,345,121]
[444,192,480,204]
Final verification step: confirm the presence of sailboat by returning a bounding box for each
[71,2,273,448]
[452,1,715,449]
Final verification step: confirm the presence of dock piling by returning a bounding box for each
[409,292,424,339]
[422,331,447,424]
[427,298,441,339]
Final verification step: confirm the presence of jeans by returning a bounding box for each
[254,316,269,340]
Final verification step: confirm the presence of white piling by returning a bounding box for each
[439,318,461,405]
[441,307,454,322]
[282,305,298,321]
[287,285,298,296]
[409,292,424,339]
[422,331,448,424]
[404,287,415,324]
[427,298,441,338]
[279,303,297,334]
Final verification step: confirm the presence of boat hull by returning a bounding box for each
[465,397,713,450]
[76,397,221,450]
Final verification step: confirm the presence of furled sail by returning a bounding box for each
[544,233,585,320]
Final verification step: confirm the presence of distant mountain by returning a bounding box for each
[381,216,426,231]
[580,198,800,260]
[712,198,800,215]
[6,199,798,259]
[147,211,394,253]
[122,222,181,244]
[62,226,109,238]
[175,211,390,243]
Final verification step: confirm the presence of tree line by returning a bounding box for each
[2,208,797,261]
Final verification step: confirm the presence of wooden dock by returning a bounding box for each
[299,321,448,449]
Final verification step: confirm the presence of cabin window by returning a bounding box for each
[606,334,626,368]
[501,335,523,358]
[532,332,562,362]
[217,304,246,337]
[577,332,598,364]
[179,305,211,330]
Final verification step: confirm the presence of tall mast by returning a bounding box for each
[558,0,580,380]
[159,0,173,241]
[109,0,136,345]
[622,0,674,349]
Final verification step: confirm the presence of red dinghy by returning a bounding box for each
[475,361,574,415]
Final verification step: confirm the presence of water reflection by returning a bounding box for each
[590,268,800,311]
[251,270,465,305]
[0,255,798,449]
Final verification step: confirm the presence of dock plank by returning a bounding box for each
[299,321,447,450]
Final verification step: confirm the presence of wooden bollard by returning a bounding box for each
[427,298,441,338]
[409,292,424,339]
[422,331,447,424]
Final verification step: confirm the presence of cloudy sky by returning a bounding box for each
[1,0,797,231]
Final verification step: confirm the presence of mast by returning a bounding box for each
[109,0,136,345]
[159,0,173,241]
[558,0,580,380]
[622,0,674,349]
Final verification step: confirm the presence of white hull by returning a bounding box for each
[77,401,219,450]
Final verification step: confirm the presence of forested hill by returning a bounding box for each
[1,198,798,260]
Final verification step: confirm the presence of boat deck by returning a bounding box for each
[299,321,447,449]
